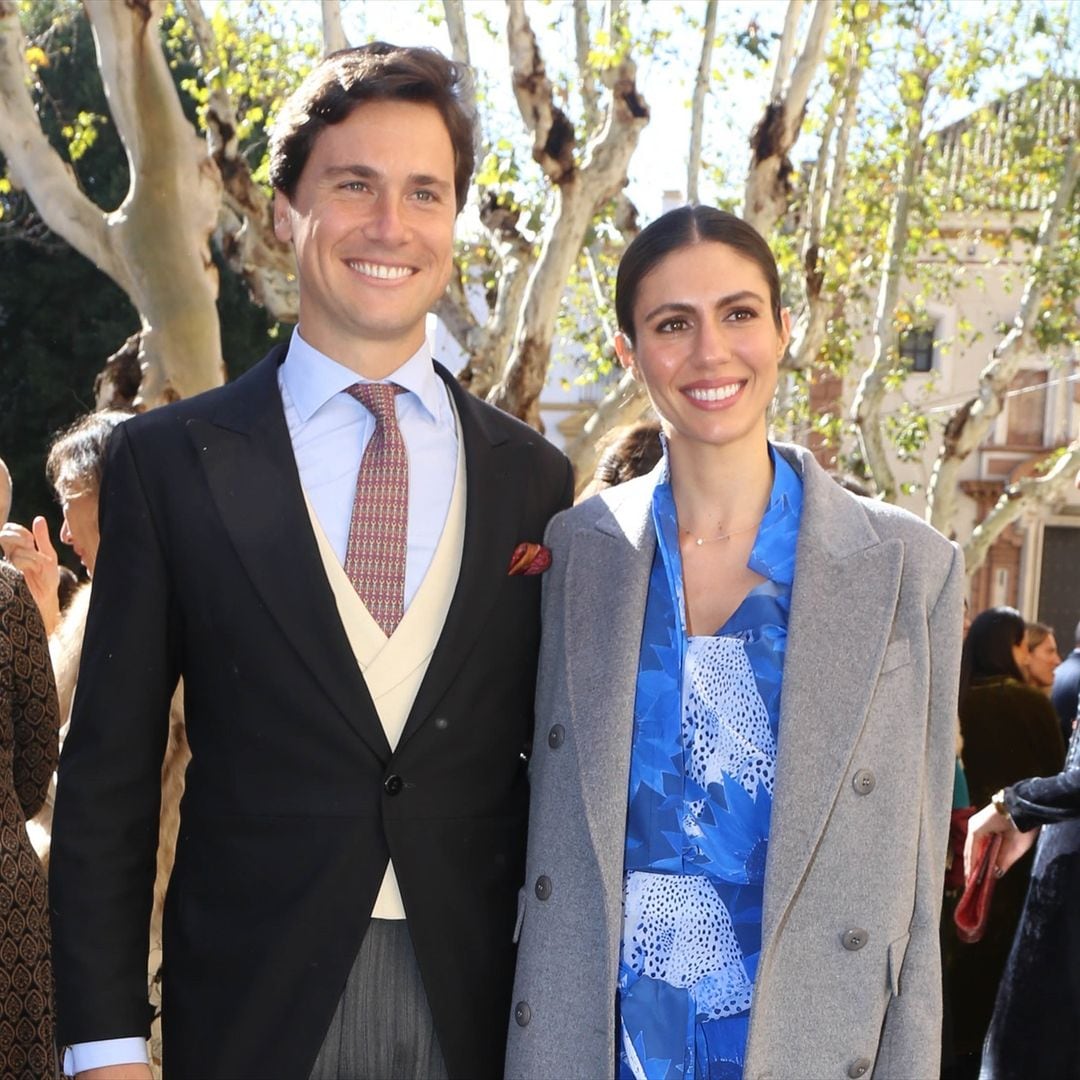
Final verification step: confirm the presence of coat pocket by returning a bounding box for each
[512,886,527,944]
[887,931,911,996]
[880,637,912,675]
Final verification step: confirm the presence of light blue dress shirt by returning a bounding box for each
[66,329,460,1074]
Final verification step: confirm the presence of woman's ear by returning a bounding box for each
[614,331,637,377]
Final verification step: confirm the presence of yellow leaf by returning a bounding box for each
[24,45,48,68]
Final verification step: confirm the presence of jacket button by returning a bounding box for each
[548,724,564,749]
[433,717,449,730]
[535,875,552,900]
[383,774,404,796]
[514,1001,531,1026]
[848,1058,872,1078]
[842,928,868,951]
[852,769,876,795]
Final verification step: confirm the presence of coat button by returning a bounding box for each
[535,875,552,900]
[514,1001,531,1026]
[848,1058,872,1078]
[842,928,869,951]
[383,774,404,796]
[548,724,564,749]
[434,717,449,730]
[852,769,876,795]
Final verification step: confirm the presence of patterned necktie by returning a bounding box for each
[344,382,408,635]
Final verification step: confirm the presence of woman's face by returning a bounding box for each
[58,486,101,576]
[615,241,790,454]
[1027,633,1061,689]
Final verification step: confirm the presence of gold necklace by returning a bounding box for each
[681,517,762,547]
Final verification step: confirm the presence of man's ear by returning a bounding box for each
[273,190,293,243]
[614,331,637,378]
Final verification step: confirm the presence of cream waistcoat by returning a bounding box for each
[302,419,466,919]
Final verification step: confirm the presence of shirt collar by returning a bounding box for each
[280,327,450,425]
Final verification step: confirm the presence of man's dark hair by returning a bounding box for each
[269,42,475,213]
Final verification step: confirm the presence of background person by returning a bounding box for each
[949,606,1065,1077]
[1051,619,1080,744]
[964,759,1080,1078]
[1023,621,1060,696]
[0,561,60,1079]
[506,205,963,1080]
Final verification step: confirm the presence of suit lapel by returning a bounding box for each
[398,370,525,747]
[760,446,903,951]
[189,348,391,762]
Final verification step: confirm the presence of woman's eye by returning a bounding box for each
[728,308,755,322]
[656,318,689,333]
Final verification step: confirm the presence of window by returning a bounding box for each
[899,322,937,373]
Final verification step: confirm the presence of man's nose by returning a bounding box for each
[364,196,409,243]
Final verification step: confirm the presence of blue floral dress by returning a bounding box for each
[618,446,803,1080]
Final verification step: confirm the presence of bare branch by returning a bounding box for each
[687,0,718,205]
[0,0,122,287]
[321,0,348,54]
[743,0,835,235]
[770,0,805,101]
[574,0,601,132]
[964,443,1080,573]
[850,66,930,502]
[506,0,576,184]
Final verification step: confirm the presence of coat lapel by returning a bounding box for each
[563,476,657,853]
[398,369,526,748]
[188,347,391,762]
[760,446,904,951]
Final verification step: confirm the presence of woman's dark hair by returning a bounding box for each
[46,411,131,500]
[614,205,783,342]
[959,606,1027,702]
[269,42,476,213]
[593,420,663,488]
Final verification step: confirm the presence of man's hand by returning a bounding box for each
[75,1068,153,1080]
[0,516,61,634]
[963,801,1038,882]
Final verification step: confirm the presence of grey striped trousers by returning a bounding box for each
[309,919,450,1080]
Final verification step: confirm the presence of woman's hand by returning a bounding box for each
[0,517,61,634]
[963,800,1038,882]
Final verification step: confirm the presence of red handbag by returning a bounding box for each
[953,832,1003,944]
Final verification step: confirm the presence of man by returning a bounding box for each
[50,43,573,1080]
[1051,620,1080,745]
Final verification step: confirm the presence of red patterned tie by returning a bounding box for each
[344,382,408,635]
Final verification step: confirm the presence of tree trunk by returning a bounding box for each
[687,0,718,205]
[927,145,1080,534]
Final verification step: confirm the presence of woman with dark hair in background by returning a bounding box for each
[947,606,1065,1077]
[506,205,964,1080]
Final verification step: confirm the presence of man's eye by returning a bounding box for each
[413,190,436,202]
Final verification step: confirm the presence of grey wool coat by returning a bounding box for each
[505,442,964,1080]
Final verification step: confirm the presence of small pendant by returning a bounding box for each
[695,537,704,546]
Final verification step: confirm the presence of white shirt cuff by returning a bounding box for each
[64,1037,150,1074]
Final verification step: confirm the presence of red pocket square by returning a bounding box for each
[508,542,552,576]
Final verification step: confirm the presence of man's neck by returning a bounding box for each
[296,324,427,380]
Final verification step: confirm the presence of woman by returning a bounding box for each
[948,607,1064,1076]
[0,562,60,1078]
[964,759,1080,1078]
[1023,621,1060,696]
[506,206,964,1080]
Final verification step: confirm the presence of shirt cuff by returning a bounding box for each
[64,1037,150,1074]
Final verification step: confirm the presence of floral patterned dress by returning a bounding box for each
[619,447,802,1080]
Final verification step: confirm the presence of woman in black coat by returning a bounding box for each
[965,752,1080,1078]
[949,607,1065,1076]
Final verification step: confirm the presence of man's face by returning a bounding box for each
[274,99,457,377]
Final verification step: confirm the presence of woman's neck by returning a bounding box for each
[667,431,773,540]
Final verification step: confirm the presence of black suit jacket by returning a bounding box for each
[49,346,574,1079]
